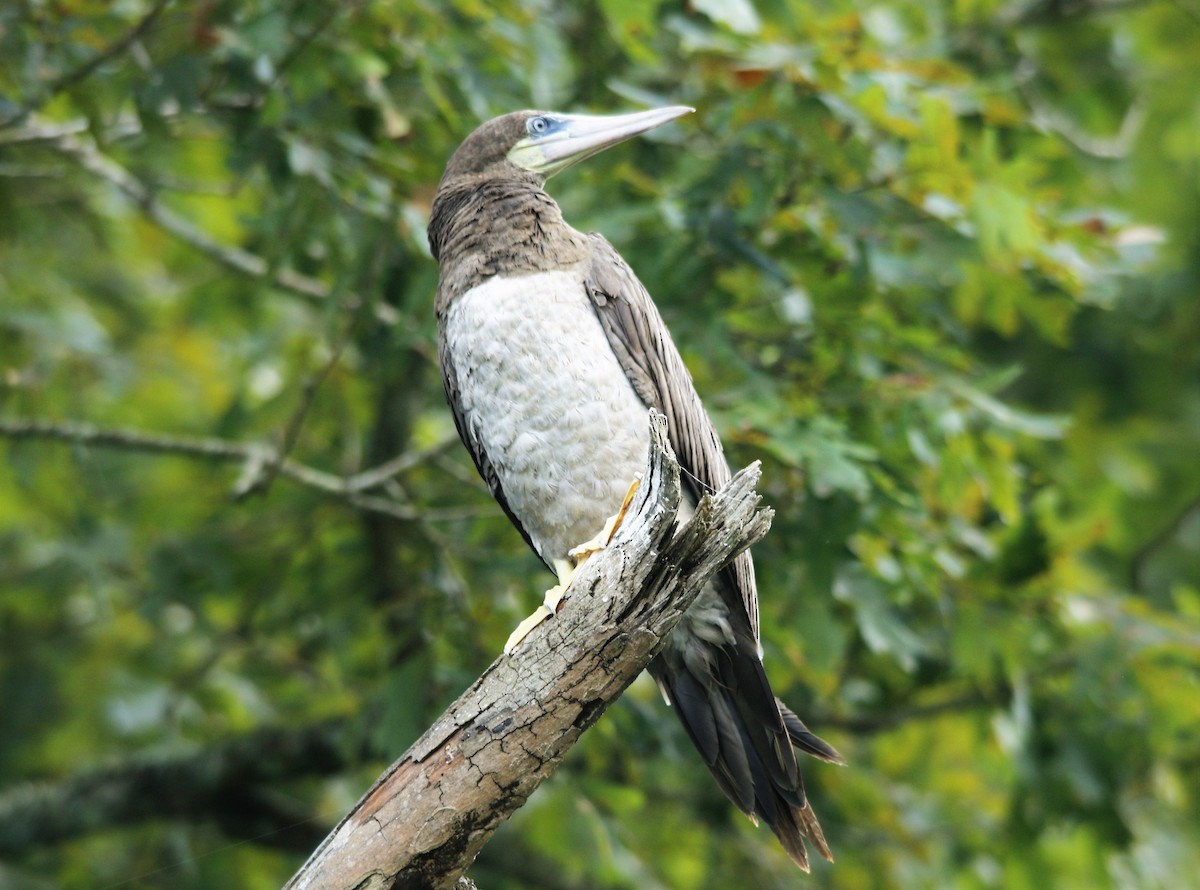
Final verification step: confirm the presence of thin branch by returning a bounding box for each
[0,414,335,484]
[343,492,420,521]
[0,416,452,519]
[1130,490,1200,592]
[192,3,361,114]
[1016,60,1148,160]
[268,5,352,88]
[434,451,488,487]
[49,0,173,97]
[235,334,351,500]
[344,438,458,493]
[0,118,96,145]
[19,119,397,324]
[0,114,145,149]
[0,0,173,129]
[286,412,776,889]
[46,128,334,302]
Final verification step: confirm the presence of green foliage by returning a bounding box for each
[2,0,1198,887]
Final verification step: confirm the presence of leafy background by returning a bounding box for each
[2,0,1198,887]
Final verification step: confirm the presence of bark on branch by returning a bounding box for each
[285,411,774,889]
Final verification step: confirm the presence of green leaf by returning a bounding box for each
[833,565,927,671]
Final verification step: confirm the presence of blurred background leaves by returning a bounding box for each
[1,0,1197,887]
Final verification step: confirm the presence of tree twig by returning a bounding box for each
[0,117,116,145]
[0,416,453,517]
[5,112,404,329]
[285,412,775,890]
[344,439,458,493]
[1015,58,1147,160]
[47,128,336,301]
[235,334,351,500]
[0,0,173,129]
[1130,490,1200,592]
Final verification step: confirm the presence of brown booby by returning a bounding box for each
[429,107,843,870]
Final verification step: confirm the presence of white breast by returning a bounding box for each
[443,269,651,565]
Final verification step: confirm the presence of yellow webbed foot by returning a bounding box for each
[504,559,575,654]
[504,475,642,655]
[567,474,642,563]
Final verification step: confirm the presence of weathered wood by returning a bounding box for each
[285,411,773,889]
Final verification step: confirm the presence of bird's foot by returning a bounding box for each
[504,559,575,654]
[567,474,642,563]
[503,475,642,655]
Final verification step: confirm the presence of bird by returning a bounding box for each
[428,106,843,871]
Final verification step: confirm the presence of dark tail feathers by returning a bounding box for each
[650,641,841,871]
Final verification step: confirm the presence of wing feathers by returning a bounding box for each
[584,232,836,867]
[583,233,761,641]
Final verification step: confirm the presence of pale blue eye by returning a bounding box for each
[528,116,551,135]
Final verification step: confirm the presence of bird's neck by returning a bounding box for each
[429,176,590,306]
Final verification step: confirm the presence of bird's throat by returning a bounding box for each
[430,177,590,308]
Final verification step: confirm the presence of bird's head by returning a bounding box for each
[438,106,694,185]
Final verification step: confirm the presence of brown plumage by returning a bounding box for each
[430,108,842,870]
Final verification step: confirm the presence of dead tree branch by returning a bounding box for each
[285,411,774,890]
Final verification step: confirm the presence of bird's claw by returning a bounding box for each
[567,474,642,562]
[504,565,573,654]
[503,603,553,654]
[567,538,605,562]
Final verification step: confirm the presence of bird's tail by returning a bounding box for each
[649,635,843,871]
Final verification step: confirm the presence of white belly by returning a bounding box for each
[443,270,651,564]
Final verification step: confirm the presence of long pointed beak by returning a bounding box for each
[508,105,694,177]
